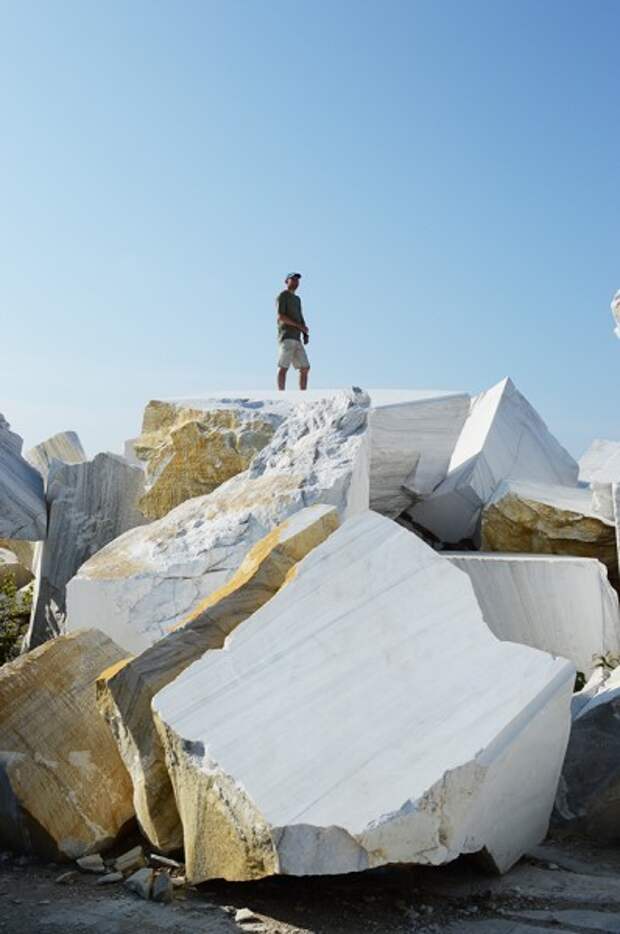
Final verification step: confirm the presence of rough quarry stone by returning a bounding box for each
[447,553,620,676]
[0,629,134,860]
[97,504,339,853]
[0,547,34,590]
[67,390,370,654]
[24,430,86,482]
[152,510,574,883]
[481,480,619,587]
[554,665,620,840]
[170,388,470,520]
[408,378,578,544]
[0,413,46,541]
[24,454,147,651]
[134,400,284,520]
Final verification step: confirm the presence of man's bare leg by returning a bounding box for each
[277,367,288,390]
[299,367,309,390]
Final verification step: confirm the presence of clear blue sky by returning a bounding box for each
[1,0,618,459]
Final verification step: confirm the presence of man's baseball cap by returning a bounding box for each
[285,272,302,279]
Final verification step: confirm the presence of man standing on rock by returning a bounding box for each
[276,272,310,390]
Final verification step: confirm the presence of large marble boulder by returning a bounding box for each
[152,511,574,883]
[447,553,620,676]
[580,439,620,485]
[481,480,618,588]
[66,390,370,654]
[97,504,339,853]
[0,629,134,860]
[134,400,285,519]
[24,454,147,650]
[0,414,46,541]
[24,430,86,482]
[408,378,578,544]
[163,389,470,519]
[554,665,620,840]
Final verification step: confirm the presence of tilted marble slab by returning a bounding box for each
[167,388,469,519]
[0,414,46,541]
[0,629,134,860]
[24,454,147,650]
[67,390,370,654]
[24,431,86,482]
[409,378,578,544]
[447,552,620,676]
[97,504,339,853]
[481,479,619,589]
[152,511,574,883]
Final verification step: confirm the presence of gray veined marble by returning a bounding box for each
[0,413,47,541]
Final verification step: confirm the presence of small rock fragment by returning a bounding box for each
[55,871,76,884]
[96,872,123,885]
[150,853,183,869]
[125,867,154,900]
[114,845,146,874]
[171,876,186,888]
[76,854,105,874]
[235,908,261,923]
[152,871,174,904]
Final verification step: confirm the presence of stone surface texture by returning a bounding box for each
[0,546,34,590]
[25,453,147,651]
[67,390,370,654]
[580,439,620,485]
[24,431,86,482]
[97,504,339,853]
[554,665,620,840]
[0,629,134,860]
[409,378,578,544]
[169,389,469,520]
[153,510,574,883]
[0,413,46,540]
[134,400,284,519]
[447,553,620,676]
[481,479,619,587]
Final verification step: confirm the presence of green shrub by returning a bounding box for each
[0,573,32,665]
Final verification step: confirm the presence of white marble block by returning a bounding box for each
[409,378,578,544]
[152,511,574,883]
[24,431,86,482]
[0,414,47,541]
[25,454,147,650]
[447,552,620,676]
[66,390,370,654]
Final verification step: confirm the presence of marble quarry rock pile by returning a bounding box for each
[25,453,147,650]
[97,504,339,852]
[408,378,578,545]
[152,511,574,882]
[0,629,134,859]
[66,389,370,653]
[481,480,619,587]
[134,399,285,519]
[0,413,46,541]
[2,379,620,876]
[447,553,620,676]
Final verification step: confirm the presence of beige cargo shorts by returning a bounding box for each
[278,338,310,370]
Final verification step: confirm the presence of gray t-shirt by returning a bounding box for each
[276,290,306,342]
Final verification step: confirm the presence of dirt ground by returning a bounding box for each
[1,836,620,934]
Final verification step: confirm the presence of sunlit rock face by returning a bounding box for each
[0,629,134,861]
[153,510,574,884]
[409,378,578,545]
[24,431,87,482]
[447,552,620,676]
[66,390,370,654]
[481,479,619,588]
[134,400,286,520]
[97,504,339,853]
